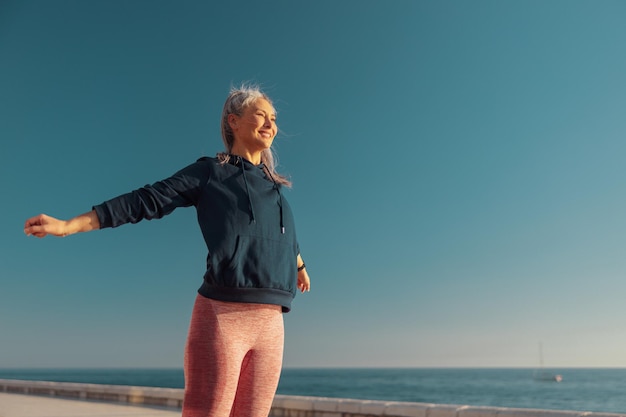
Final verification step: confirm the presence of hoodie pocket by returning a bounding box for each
[224,235,297,292]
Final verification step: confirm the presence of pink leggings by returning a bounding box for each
[182,295,284,417]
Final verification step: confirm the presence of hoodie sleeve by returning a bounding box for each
[93,159,211,229]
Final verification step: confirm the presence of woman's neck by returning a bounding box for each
[230,146,262,165]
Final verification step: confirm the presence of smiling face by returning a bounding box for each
[228,98,277,161]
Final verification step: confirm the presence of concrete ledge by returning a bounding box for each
[0,379,183,408]
[267,395,625,417]
[1,379,625,417]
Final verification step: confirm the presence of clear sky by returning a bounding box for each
[2,0,626,369]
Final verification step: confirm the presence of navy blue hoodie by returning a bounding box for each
[93,155,299,312]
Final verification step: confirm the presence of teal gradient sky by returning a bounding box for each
[2,0,626,369]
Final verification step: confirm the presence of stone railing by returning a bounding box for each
[269,395,626,417]
[0,378,183,408]
[1,379,624,417]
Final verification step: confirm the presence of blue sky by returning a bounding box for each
[2,0,626,369]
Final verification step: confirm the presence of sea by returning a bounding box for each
[1,368,625,414]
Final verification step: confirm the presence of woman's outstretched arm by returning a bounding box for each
[24,210,100,238]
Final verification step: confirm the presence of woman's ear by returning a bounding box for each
[228,114,238,129]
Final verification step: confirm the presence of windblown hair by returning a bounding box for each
[218,84,291,187]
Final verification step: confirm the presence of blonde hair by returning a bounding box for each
[218,84,291,187]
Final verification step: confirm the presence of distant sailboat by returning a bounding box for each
[533,343,563,382]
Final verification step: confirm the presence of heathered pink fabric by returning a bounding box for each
[183,295,284,417]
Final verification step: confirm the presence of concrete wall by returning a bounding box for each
[1,379,624,417]
[0,378,183,408]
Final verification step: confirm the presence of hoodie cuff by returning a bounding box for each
[92,203,113,229]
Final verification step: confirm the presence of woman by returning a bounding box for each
[24,85,311,417]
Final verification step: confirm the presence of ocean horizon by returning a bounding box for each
[1,367,625,414]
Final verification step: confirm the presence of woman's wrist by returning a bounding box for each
[66,210,101,235]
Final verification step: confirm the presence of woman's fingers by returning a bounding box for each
[297,273,311,293]
[24,214,62,237]
[24,214,45,236]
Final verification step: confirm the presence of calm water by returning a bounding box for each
[1,368,625,414]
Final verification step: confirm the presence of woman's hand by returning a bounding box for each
[24,214,69,238]
[24,210,100,238]
[297,268,310,293]
[296,253,311,293]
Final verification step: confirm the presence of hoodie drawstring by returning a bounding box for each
[263,166,286,234]
[277,190,285,234]
[237,156,284,234]
[238,156,256,224]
